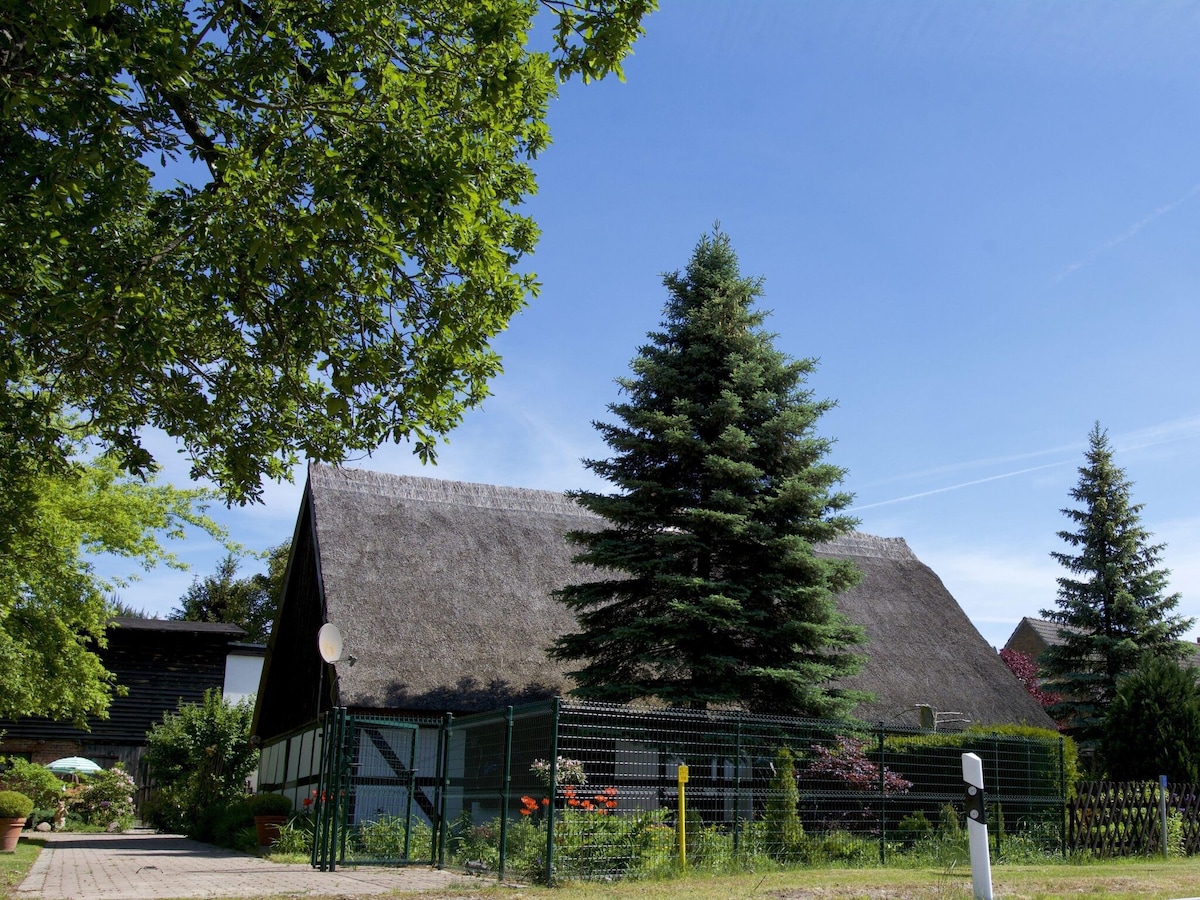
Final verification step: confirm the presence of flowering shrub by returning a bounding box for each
[530,757,586,790]
[999,648,1061,707]
[73,765,136,829]
[800,736,912,793]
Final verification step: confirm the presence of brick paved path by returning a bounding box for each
[15,831,477,899]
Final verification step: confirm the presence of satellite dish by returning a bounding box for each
[317,623,343,663]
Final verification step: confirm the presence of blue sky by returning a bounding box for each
[118,2,1200,651]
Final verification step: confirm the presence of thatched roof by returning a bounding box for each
[257,465,1053,734]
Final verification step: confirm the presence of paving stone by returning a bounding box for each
[15,831,479,899]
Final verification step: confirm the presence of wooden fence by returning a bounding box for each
[1068,781,1200,856]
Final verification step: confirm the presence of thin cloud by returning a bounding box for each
[853,413,1200,511]
[1053,181,1200,283]
[849,461,1070,512]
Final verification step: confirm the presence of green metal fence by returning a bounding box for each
[270,700,1068,881]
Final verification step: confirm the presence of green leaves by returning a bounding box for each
[1,0,652,504]
[0,449,229,723]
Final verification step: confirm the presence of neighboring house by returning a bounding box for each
[0,618,265,773]
[1004,617,1068,661]
[1004,616,1200,667]
[252,465,1054,745]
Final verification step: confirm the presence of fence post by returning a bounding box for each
[499,706,514,881]
[677,764,689,869]
[991,738,1002,859]
[544,698,561,886]
[1159,775,1169,857]
[436,713,453,870]
[877,725,886,865]
[733,715,742,855]
[1059,737,1067,858]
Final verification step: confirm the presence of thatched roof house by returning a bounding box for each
[253,465,1053,740]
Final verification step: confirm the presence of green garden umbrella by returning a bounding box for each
[46,757,103,775]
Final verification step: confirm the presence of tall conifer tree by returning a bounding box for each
[552,231,866,717]
[1040,423,1192,741]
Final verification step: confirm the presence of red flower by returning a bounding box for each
[541,797,549,806]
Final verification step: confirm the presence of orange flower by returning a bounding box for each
[603,787,618,797]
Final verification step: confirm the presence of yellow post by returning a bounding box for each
[677,764,689,869]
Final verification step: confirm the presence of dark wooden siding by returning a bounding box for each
[253,491,331,741]
[0,621,244,745]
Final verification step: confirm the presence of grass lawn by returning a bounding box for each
[4,840,1200,900]
[0,837,42,898]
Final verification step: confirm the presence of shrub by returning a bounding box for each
[804,830,876,866]
[143,689,255,835]
[0,759,63,810]
[245,793,292,817]
[269,815,315,856]
[1103,656,1200,782]
[0,791,33,820]
[193,798,253,847]
[896,810,933,847]
[72,765,135,829]
[886,724,1079,801]
[355,815,406,858]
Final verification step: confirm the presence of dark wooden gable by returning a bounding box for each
[252,479,332,741]
[0,619,245,744]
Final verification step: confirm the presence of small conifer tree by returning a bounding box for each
[1040,423,1192,742]
[552,230,866,717]
[764,747,805,861]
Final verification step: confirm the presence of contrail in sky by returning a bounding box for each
[1054,181,1200,282]
[848,461,1071,512]
[850,414,1200,512]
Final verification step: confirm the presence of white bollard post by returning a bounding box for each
[962,752,993,900]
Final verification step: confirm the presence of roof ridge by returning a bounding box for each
[816,533,915,561]
[309,464,595,518]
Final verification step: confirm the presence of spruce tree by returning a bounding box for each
[552,231,866,717]
[1040,423,1192,742]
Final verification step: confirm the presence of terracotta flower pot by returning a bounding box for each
[253,815,287,848]
[0,818,24,853]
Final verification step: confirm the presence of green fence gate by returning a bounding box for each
[312,709,423,871]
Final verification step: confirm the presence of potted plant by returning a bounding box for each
[0,791,33,852]
[246,793,292,848]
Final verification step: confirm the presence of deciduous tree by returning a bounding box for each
[1,0,653,504]
[552,231,866,717]
[1040,423,1192,742]
[0,450,224,723]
